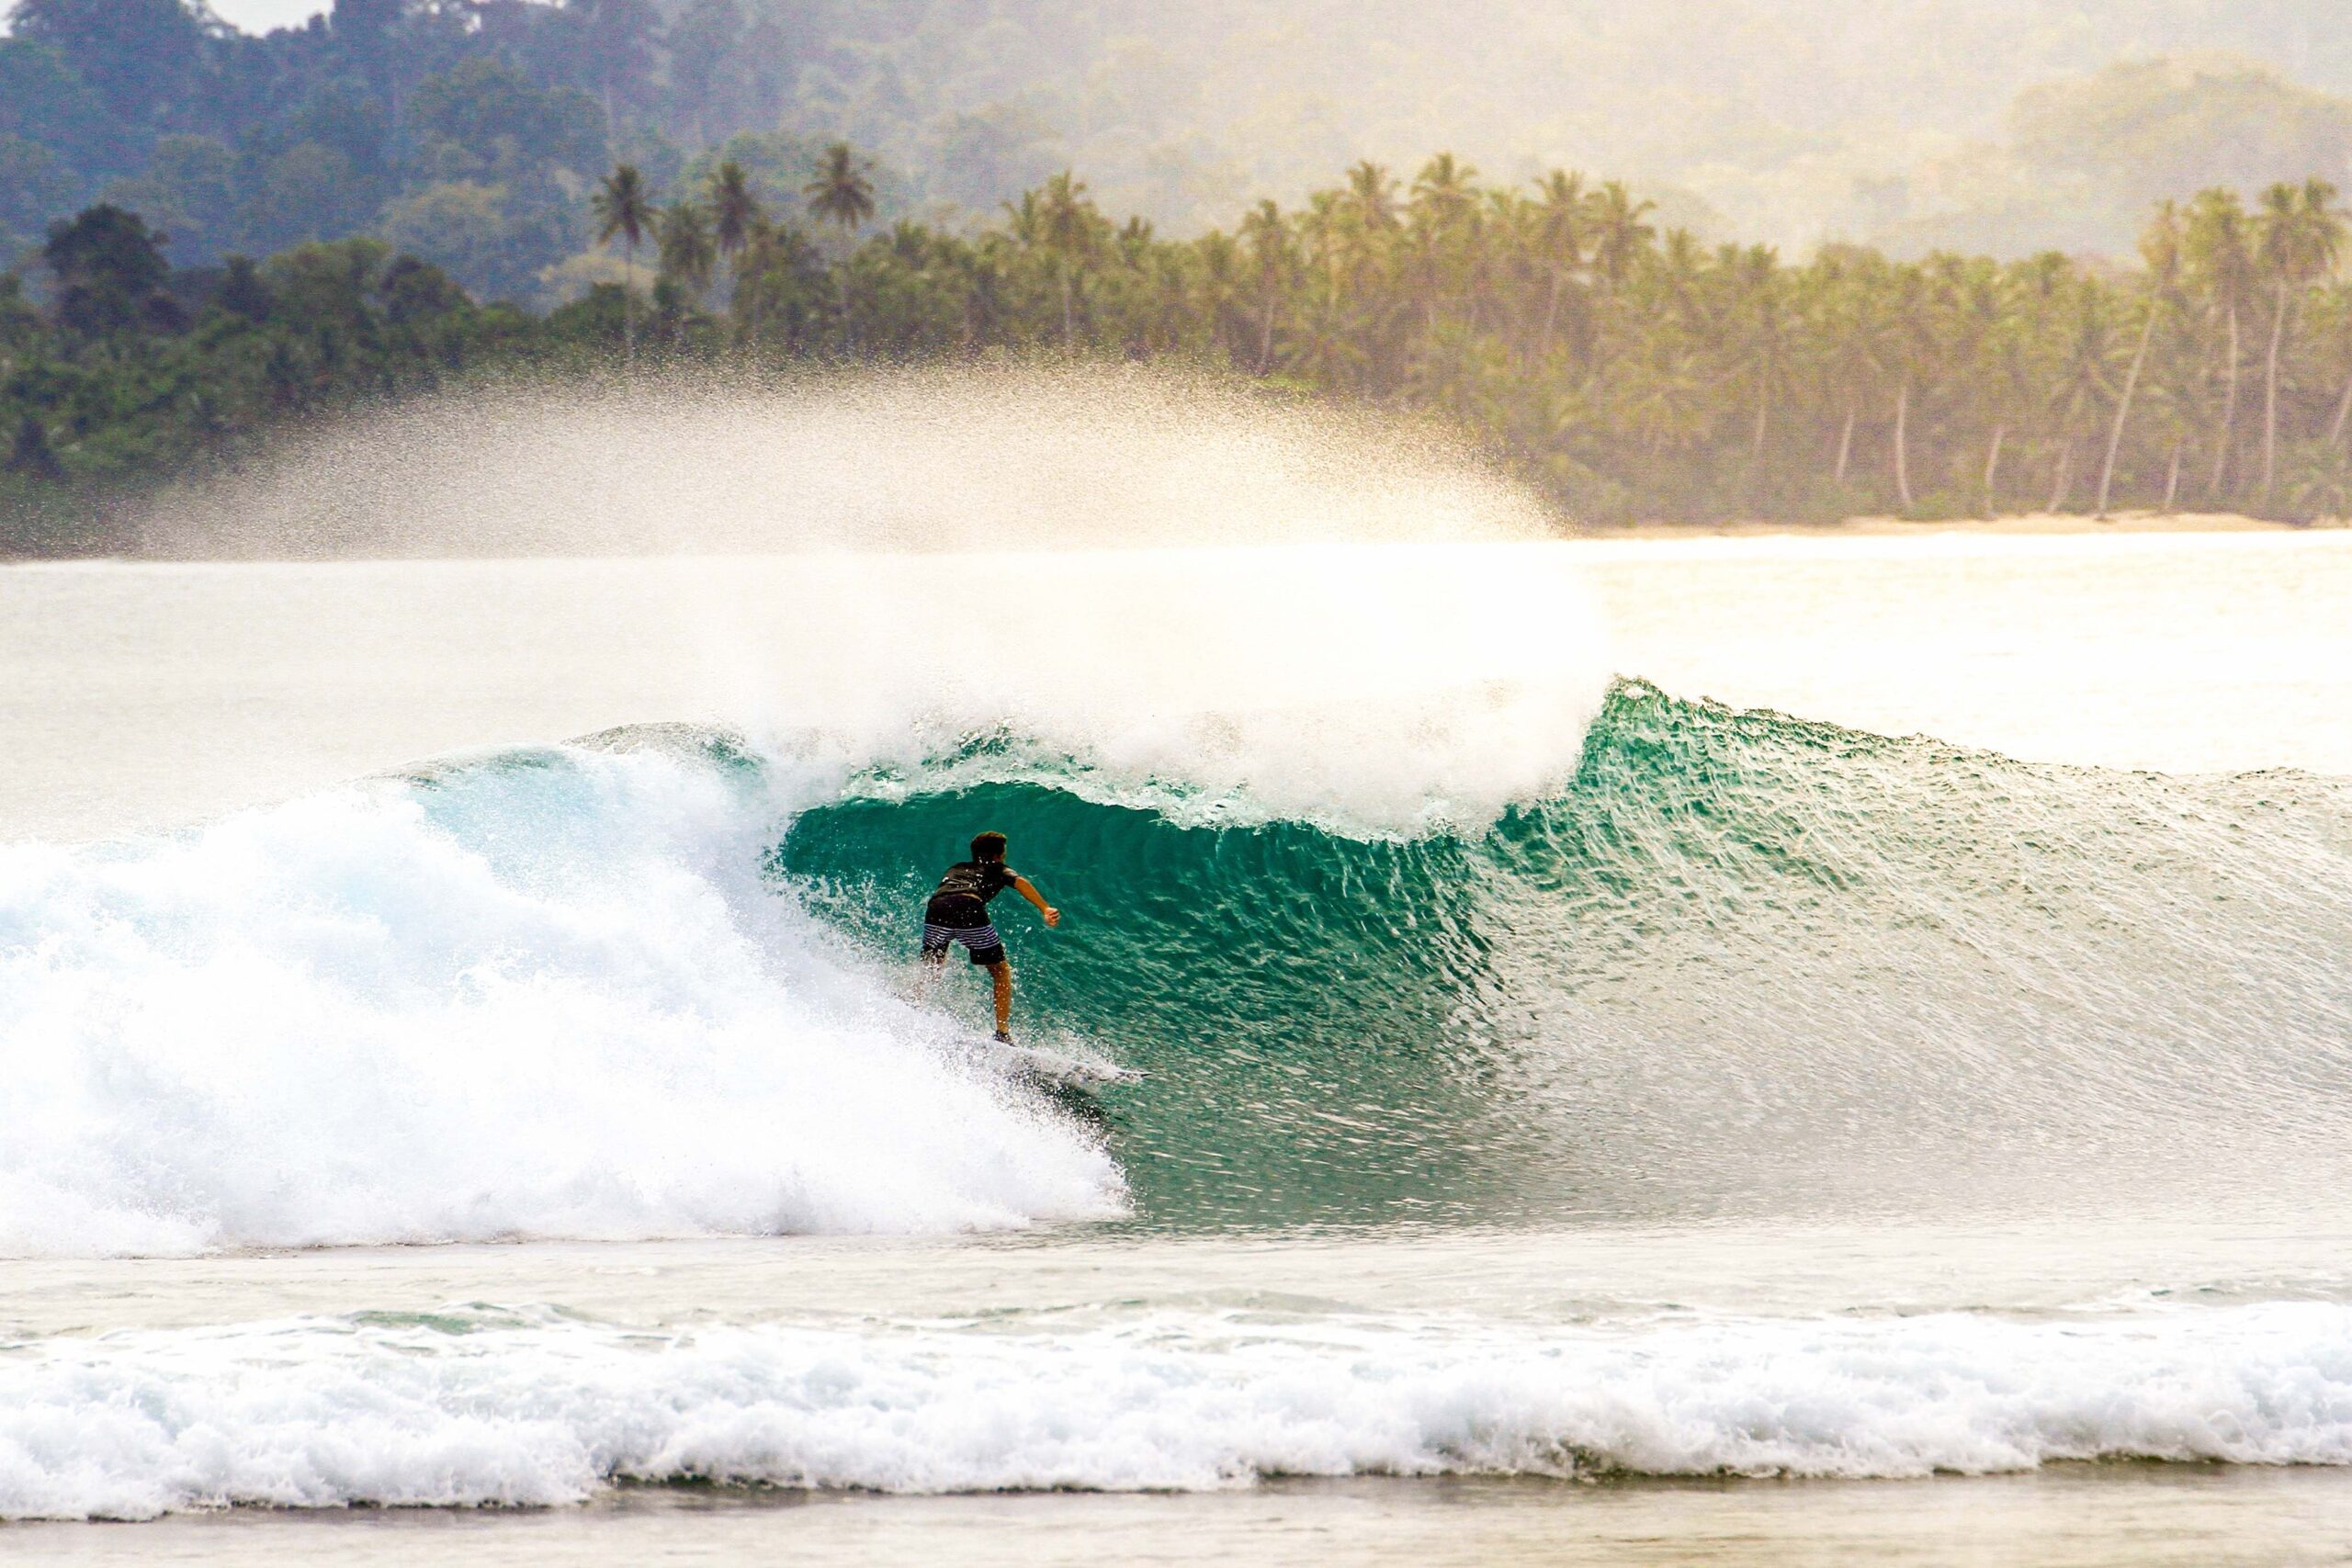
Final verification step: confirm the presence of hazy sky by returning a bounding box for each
[211,0,326,31]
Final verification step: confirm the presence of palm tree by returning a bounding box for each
[1239,198,1292,372]
[2098,200,2183,515]
[1036,170,1101,347]
[1529,170,1588,362]
[707,159,763,343]
[2254,178,2345,500]
[804,141,876,352]
[657,200,715,303]
[1724,244,1790,461]
[2042,280,2121,512]
[1812,251,1894,490]
[2323,280,2352,450]
[1340,161,1399,324]
[1588,180,1656,295]
[1405,154,1478,336]
[592,163,655,357]
[2183,188,2253,499]
[1344,161,1398,234]
[1883,263,1945,512]
[735,218,824,352]
[1408,152,1478,229]
[804,141,876,234]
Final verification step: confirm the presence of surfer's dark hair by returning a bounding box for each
[971,831,1008,862]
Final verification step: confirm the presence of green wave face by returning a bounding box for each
[778,682,2352,1229]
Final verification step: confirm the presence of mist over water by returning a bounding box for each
[145,364,1554,558]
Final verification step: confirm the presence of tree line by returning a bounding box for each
[612,152,2352,524]
[7,152,2352,551]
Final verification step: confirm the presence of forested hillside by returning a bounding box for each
[7,150,2352,551]
[4,0,2352,303]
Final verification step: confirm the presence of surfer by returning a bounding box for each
[920,831,1060,1043]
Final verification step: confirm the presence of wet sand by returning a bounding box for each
[10,1470,2352,1568]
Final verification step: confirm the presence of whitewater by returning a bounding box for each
[4,373,2351,1559]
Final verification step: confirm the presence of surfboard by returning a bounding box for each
[984,1038,1148,1089]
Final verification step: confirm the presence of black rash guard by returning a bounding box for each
[926,861,1019,926]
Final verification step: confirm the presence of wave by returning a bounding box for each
[0,739,1122,1256]
[6,1298,2351,1519]
[4,682,2349,1255]
[785,682,2352,1223]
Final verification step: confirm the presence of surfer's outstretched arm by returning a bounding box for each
[1010,875,1061,928]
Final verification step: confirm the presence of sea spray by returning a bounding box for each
[0,739,1123,1257]
[141,364,1559,558]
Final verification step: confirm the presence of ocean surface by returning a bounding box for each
[2,529,2349,1564]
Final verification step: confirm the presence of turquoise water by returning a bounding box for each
[778,680,2352,1228]
[2,536,2349,1562]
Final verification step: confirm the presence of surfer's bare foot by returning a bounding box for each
[993,1030,1013,1044]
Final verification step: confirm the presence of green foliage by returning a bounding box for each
[45,205,178,337]
[12,152,2352,554]
[7,0,200,131]
[10,0,2352,284]
[0,134,77,253]
[378,181,574,304]
[97,135,234,264]
[681,130,829,223]
[2279,440,2352,523]
[0,38,108,144]
[409,60,605,187]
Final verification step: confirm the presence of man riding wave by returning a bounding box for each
[919,830,1059,1043]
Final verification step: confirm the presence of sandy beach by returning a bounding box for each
[1585,510,2346,539]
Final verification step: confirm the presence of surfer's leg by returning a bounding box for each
[988,959,1012,1036]
[918,923,952,987]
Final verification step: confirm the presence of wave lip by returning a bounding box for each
[4,1301,2350,1519]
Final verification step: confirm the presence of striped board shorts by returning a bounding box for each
[922,919,1006,966]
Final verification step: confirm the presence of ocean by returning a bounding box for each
[2,525,2349,1564]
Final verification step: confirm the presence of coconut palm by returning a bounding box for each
[1405,154,1480,333]
[2042,280,2122,512]
[2098,200,2184,515]
[1408,152,1478,230]
[2183,188,2254,498]
[707,159,763,342]
[1529,169,1589,362]
[2254,178,2345,498]
[1036,170,1102,347]
[1881,262,1948,511]
[1344,161,1398,234]
[1238,198,1293,372]
[1588,180,1657,295]
[2321,280,2352,449]
[657,201,715,299]
[804,142,876,352]
[803,141,876,235]
[592,163,655,357]
[1724,244,1790,461]
[735,219,825,352]
[653,200,715,347]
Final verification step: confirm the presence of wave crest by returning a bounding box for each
[0,743,1123,1257]
[6,1300,2350,1518]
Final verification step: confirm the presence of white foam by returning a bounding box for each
[0,744,1124,1258]
[5,1300,2349,1519]
[697,544,1611,833]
